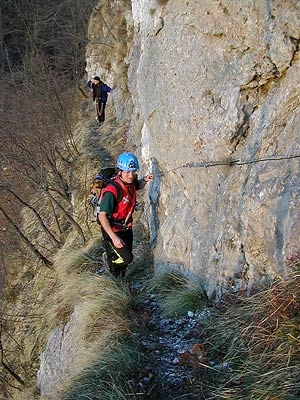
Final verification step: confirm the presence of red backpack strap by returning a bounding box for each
[115,177,136,225]
[101,180,122,202]
[108,180,123,203]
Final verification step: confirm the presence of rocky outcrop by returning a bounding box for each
[124,0,300,299]
[36,308,82,397]
[87,0,300,299]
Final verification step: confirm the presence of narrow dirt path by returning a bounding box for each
[129,282,211,399]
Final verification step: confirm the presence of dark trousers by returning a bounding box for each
[97,101,107,123]
[102,229,134,278]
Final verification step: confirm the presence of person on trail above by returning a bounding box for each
[90,76,112,124]
[98,152,154,278]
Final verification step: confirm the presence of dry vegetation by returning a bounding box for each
[0,106,134,399]
[1,1,300,400]
[190,254,300,399]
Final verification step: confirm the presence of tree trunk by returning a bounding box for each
[0,206,53,268]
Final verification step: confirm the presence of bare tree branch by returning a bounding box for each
[0,206,53,268]
[0,323,25,387]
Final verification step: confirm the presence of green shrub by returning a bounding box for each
[148,271,208,317]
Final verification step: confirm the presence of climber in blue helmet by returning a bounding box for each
[98,152,154,278]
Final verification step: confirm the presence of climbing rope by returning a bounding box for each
[159,154,300,176]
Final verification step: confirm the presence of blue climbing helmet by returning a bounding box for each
[116,152,139,172]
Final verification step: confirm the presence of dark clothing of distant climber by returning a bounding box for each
[87,76,112,124]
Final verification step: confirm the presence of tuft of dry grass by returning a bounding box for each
[47,237,133,330]
[147,270,208,317]
[195,254,300,399]
[59,338,142,400]
[54,237,105,275]
[36,271,134,399]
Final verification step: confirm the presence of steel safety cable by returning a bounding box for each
[158,154,300,176]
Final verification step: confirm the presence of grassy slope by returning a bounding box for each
[2,91,300,400]
[1,98,130,399]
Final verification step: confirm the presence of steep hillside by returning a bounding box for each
[1,0,300,399]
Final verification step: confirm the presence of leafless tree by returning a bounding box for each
[0,322,25,388]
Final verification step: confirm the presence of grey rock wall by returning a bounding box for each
[126,0,300,299]
[83,0,300,298]
[37,308,82,397]
[86,0,300,300]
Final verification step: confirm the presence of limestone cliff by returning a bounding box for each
[86,0,300,299]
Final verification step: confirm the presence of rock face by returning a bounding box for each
[114,0,300,299]
[118,0,300,300]
[87,0,300,299]
[36,308,83,396]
